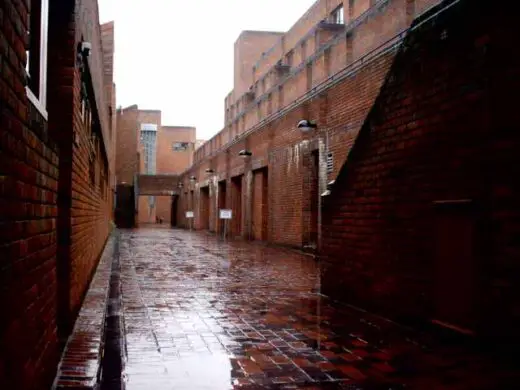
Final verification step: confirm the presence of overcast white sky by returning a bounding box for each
[98,0,317,141]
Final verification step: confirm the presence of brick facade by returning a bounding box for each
[115,104,139,185]
[321,0,520,343]
[157,126,196,174]
[115,107,198,225]
[0,0,114,388]
[0,1,60,387]
[176,0,430,249]
[48,0,113,337]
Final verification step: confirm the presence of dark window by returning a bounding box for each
[172,142,190,151]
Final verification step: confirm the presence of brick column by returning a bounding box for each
[243,137,253,240]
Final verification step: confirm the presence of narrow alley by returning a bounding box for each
[3,0,520,389]
[55,228,518,390]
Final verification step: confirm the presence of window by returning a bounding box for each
[26,0,49,117]
[330,5,345,24]
[285,50,294,67]
[141,128,157,173]
[172,142,189,152]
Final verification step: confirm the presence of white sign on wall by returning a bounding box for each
[186,211,194,218]
[219,209,232,219]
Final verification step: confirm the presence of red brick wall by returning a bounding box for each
[157,126,196,174]
[115,105,139,184]
[154,196,171,224]
[234,31,284,99]
[180,44,395,247]
[252,168,268,240]
[181,0,451,250]
[115,108,163,223]
[101,22,117,209]
[45,0,113,337]
[200,0,444,166]
[1,2,58,389]
[71,0,112,323]
[321,0,520,343]
[137,174,179,195]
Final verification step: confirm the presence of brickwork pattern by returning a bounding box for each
[46,0,113,335]
[179,0,435,249]
[321,0,520,343]
[157,126,195,175]
[216,0,435,149]
[0,2,60,389]
[1,0,114,388]
[115,105,139,185]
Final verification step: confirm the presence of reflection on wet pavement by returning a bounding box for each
[114,228,517,389]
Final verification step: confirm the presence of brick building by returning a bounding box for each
[2,1,519,388]
[172,0,520,344]
[114,106,197,225]
[0,0,116,389]
[176,0,442,247]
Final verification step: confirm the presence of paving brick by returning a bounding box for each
[90,227,520,389]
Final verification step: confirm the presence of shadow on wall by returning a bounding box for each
[320,0,520,347]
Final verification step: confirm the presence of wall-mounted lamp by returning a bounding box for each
[205,168,215,174]
[189,176,196,182]
[297,119,317,132]
[321,180,336,197]
[239,149,252,157]
[77,41,92,69]
[178,182,184,189]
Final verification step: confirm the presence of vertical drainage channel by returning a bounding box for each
[100,233,125,390]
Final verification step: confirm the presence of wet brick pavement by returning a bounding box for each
[102,228,518,389]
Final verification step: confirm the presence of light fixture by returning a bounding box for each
[238,149,252,157]
[297,119,317,132]
[205,168,214,174]
[189,176,196,182]
[178,182,184,189]
[322,180,335,197]
[77,41,92,69]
